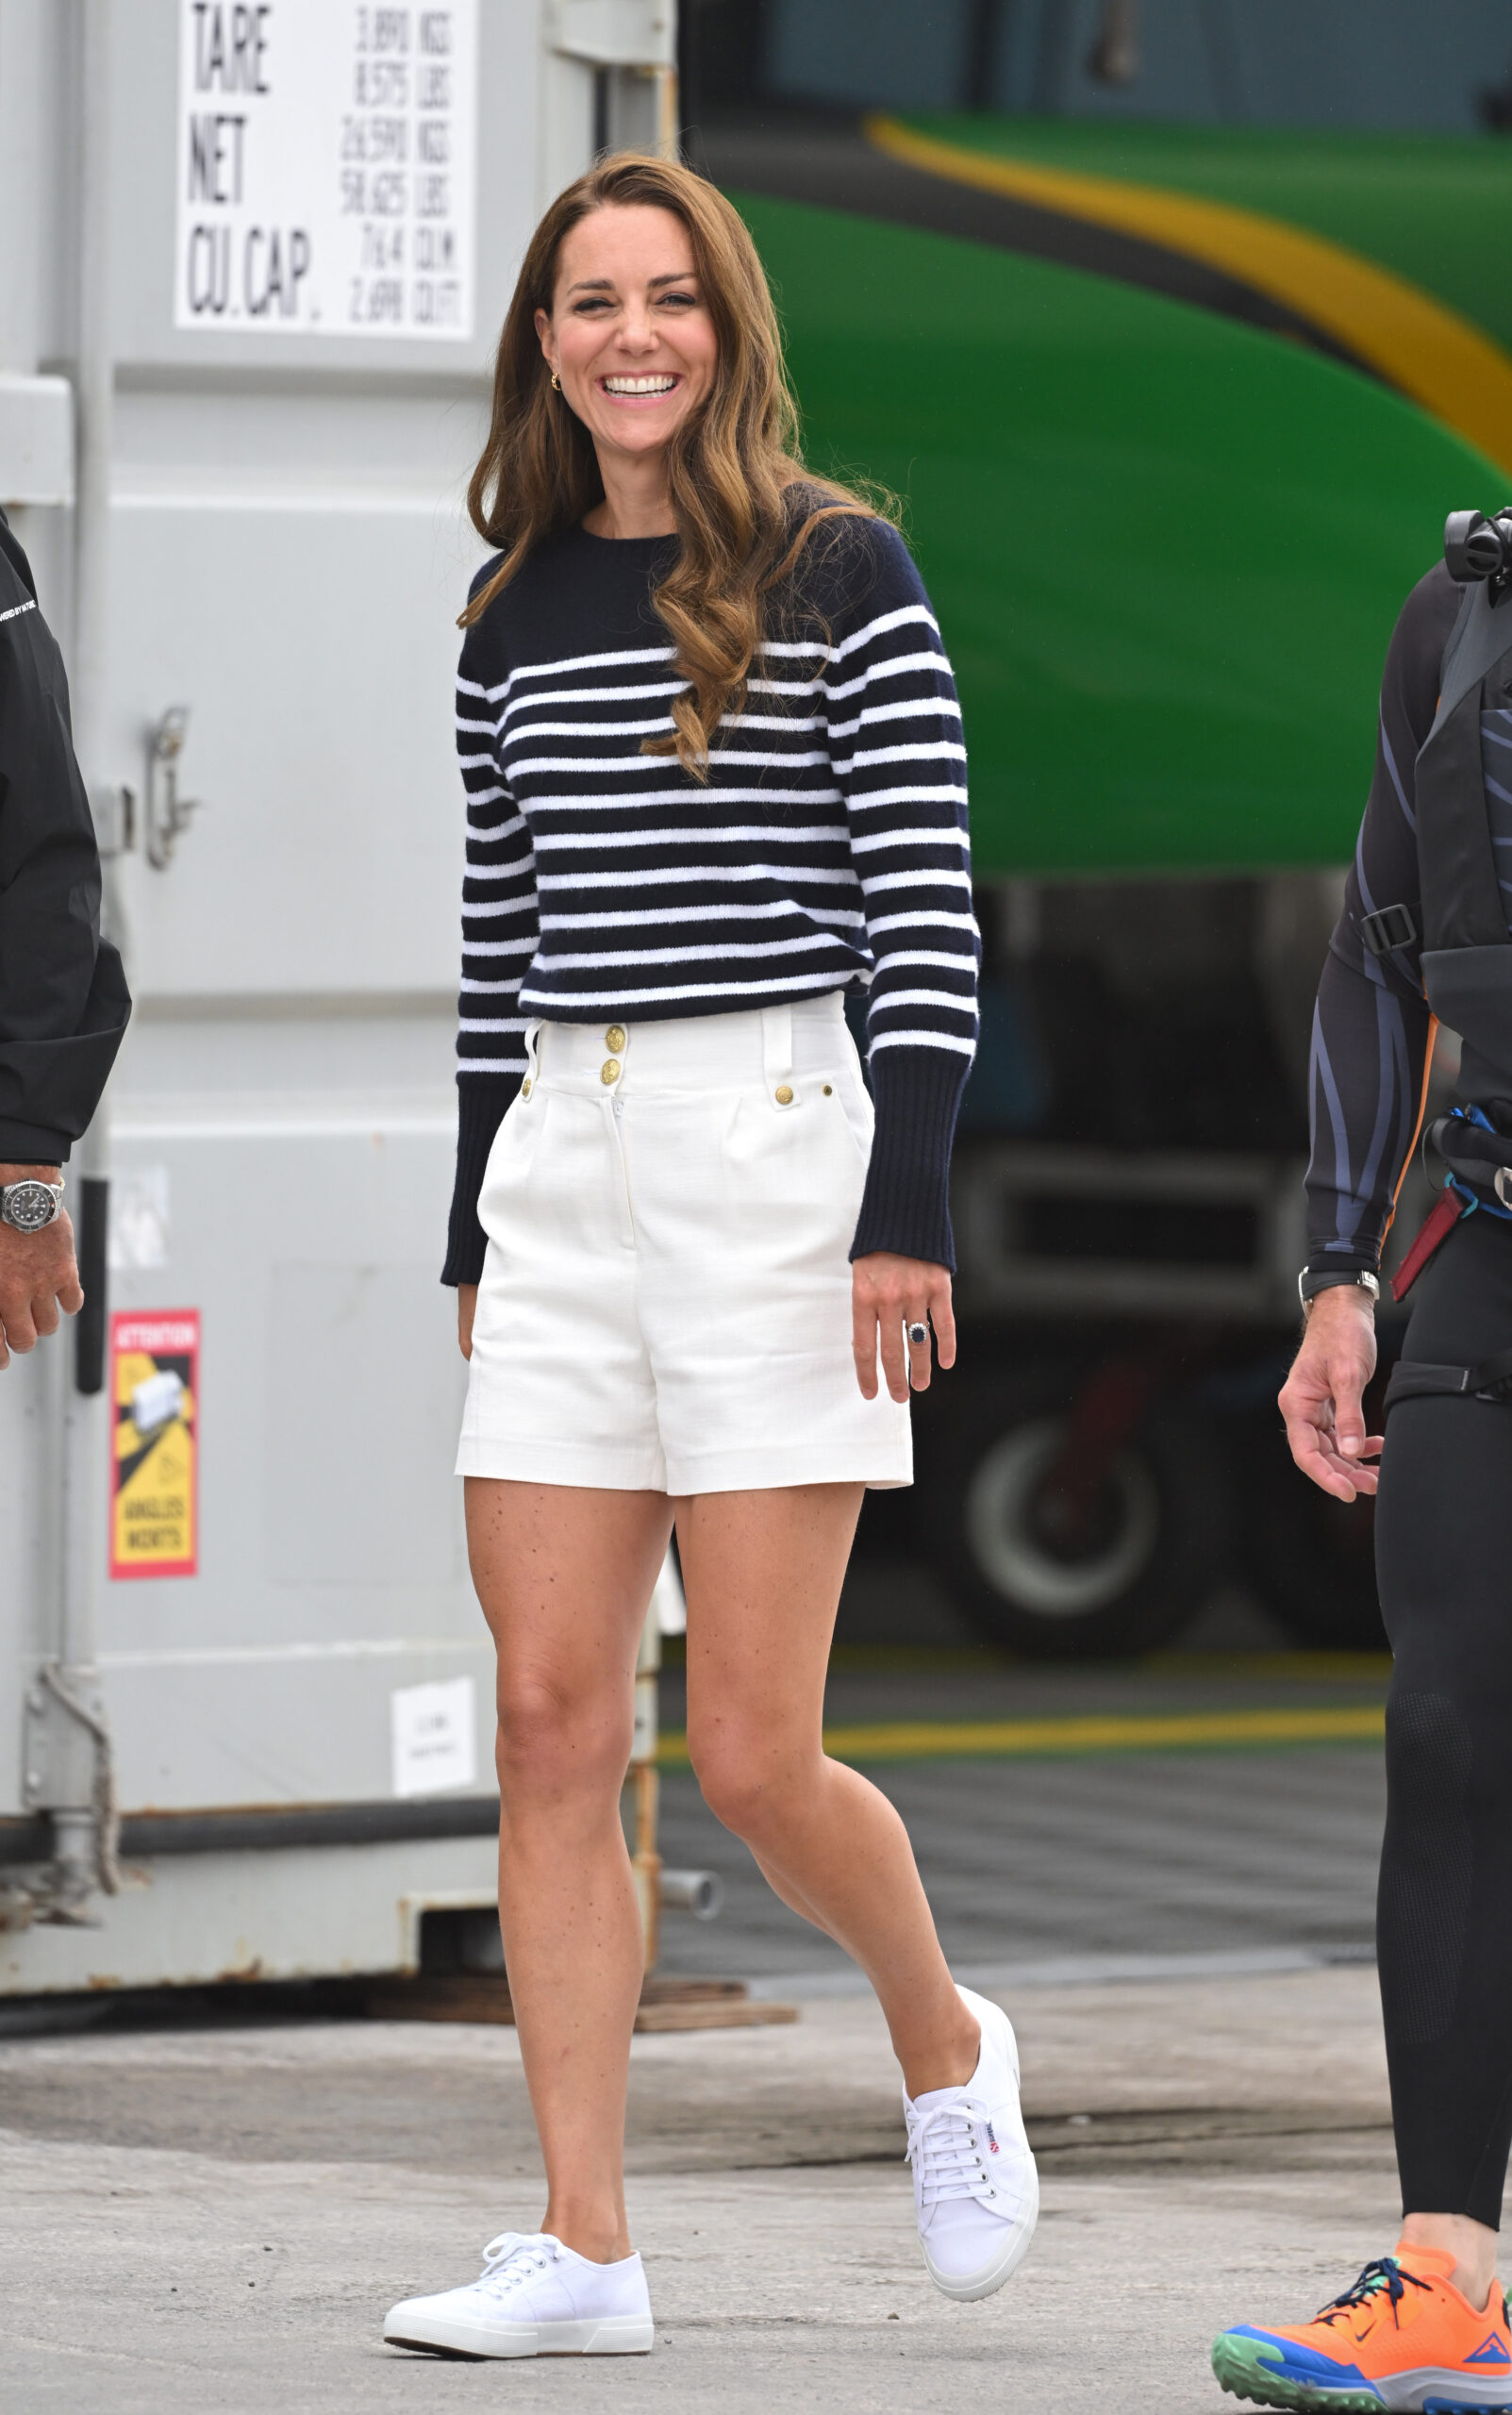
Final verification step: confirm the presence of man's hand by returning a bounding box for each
[852,1252,955,1402]
[0,1164,82,1371]
[1278,1284,1382,1501]
[458,1282,477,1361]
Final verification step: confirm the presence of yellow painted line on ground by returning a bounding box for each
[1145,1650,1392,1684]
[865,113,1512,476]
[816,1644,1393,1682]
[657,1706,1386,1768]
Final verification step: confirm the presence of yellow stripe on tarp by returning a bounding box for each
[865,113,1512,478]
[656,1705,1386,1768]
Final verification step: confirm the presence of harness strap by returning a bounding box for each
[1389,1187,1465,1303]
[1385,1346,1512,1412]
[1431,1113,1512,1184]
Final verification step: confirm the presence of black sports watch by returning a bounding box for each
[0,1177,65,1234]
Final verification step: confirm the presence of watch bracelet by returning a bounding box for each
[1298,1268,1380,1318]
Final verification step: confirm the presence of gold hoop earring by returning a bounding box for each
[550,372,561,391]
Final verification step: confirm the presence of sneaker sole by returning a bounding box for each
[384,2313,654,2359]
[1212,2329,1512,2413]
[924,2160,1040,2303]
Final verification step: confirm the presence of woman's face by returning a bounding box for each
[536,204,718,469]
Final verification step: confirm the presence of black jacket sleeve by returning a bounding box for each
[1303,561,1460,1278]
[0,509,131,1162]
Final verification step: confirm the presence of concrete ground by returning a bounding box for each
[2,1643,1403,2411]
[1,1960,1403,2412]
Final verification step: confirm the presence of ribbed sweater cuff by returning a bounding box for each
[850,1047,969,1273]
[441,1074,519,1287]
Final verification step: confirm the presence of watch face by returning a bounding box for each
[3,1181,58,1233]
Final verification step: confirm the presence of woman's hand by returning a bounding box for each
[458,1282,478,1362]
[852,1253,955,1402]
[1278,1285,1382,1500]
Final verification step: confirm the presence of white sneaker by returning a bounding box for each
[382,2230,654,2358]
[905,1985,1039,2302]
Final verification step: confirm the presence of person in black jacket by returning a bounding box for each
[0,507,130,1369]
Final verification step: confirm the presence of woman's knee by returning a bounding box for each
[494,1674,630,1805]
[690,1730,815,1842]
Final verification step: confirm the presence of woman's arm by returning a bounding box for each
[825,522,980,1395]
[442,622,540,1302]
[829,524,979,1268]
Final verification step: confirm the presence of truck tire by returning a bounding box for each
[1243,1439,1387,1651]
[916,1372,1232,1658]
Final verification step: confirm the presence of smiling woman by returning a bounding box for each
[384,155,1019,2368]
[461,152,887,777]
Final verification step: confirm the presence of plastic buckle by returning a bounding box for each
[1360,902,1418,958]
[1496,1166,1512,1210]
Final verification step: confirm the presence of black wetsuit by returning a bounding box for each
[1305,558,1512,2230]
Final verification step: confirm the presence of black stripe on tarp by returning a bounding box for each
[689,117,1379,386]
[0,1796,502,1865]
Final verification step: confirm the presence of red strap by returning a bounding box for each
[1389,1189,1466,1304]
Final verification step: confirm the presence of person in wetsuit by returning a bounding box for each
[1209,559,1512,2407]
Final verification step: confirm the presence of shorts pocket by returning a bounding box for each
[832,1063,874,1170]
[478,1091,550,1234]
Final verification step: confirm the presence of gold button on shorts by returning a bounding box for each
[601,1058,622,1086]
[774,1084,794,1106]
[605,1024,626,1053]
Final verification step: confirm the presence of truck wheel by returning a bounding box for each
[917,1374,1231,1658]
[1244,1438,1386,1651]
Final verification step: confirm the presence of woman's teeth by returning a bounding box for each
[603,375,677,395]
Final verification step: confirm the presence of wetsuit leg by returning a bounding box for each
[1374,1209,1512,2229]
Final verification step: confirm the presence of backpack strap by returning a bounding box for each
[1429,577,1512,742]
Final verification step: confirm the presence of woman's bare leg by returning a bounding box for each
[678,1482,979,2096]
[465,1476,673,2262]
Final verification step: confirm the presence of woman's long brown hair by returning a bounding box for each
[460,152,889,778]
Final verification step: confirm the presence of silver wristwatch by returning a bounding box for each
[0,1177,65,1234]
[1297,1268,1380,1315]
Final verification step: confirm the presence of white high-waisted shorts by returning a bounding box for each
[456,991,912,1495]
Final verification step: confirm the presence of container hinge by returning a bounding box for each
[22,1663,122,1910]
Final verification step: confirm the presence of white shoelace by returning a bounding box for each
[474,2231,562,2299]
[905,2098,1004,2210]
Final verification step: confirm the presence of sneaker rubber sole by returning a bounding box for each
[1212,2327,1512,2413]
[385,2311,654,2358]
[923,2158,1040,2303]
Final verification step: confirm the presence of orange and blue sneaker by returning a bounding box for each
[1211,2244,1512,2411]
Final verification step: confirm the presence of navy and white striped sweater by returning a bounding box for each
[442,511,980,1285]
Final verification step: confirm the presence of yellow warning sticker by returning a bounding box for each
[109,1310,199,1579]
